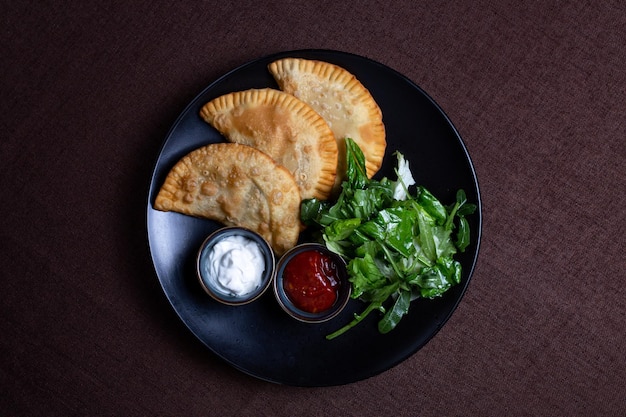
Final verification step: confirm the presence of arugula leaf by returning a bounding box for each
[300,198,327,226]
[415,206,438,262]
[378,289,411,333]
[348,253,387,297]
[455,217,471,252]
[324,218,361,242]
[417,187,448,224]
[445,189,476,253]
[345,137,369,189]
[325,282,399,340]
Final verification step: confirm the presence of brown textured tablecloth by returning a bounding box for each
[2,0,624,415]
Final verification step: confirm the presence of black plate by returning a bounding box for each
[147,49,482,386]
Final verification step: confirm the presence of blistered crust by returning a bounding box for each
[199,88,338,201]
[154,143,301,255]
[268,58,386,190]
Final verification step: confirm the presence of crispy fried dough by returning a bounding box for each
[268,58,386,190]
[199,88,338,201]
[154,143,301,255]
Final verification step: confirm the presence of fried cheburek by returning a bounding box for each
[154,143,301,255]
[199,88,338,201]
[268,58,386,190]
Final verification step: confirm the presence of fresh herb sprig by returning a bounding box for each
[301,138,476,339]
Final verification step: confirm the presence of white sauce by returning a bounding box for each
[204,235,265,296]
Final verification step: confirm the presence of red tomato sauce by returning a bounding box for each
[282,249,341,313]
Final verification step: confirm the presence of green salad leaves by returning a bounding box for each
[301,139,476,339]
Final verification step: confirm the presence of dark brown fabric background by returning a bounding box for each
[2,0,624,415]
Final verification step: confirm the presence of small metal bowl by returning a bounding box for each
[273,243,351,323]
[196,227,275,306]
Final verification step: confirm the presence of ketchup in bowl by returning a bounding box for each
[274,243,351,323]
[282,249,340,313]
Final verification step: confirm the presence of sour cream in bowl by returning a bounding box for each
[196,227,275,305]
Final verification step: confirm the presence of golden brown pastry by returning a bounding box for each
[199,88,338,201]
[154,143,301,255]
[268,58,386,190]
